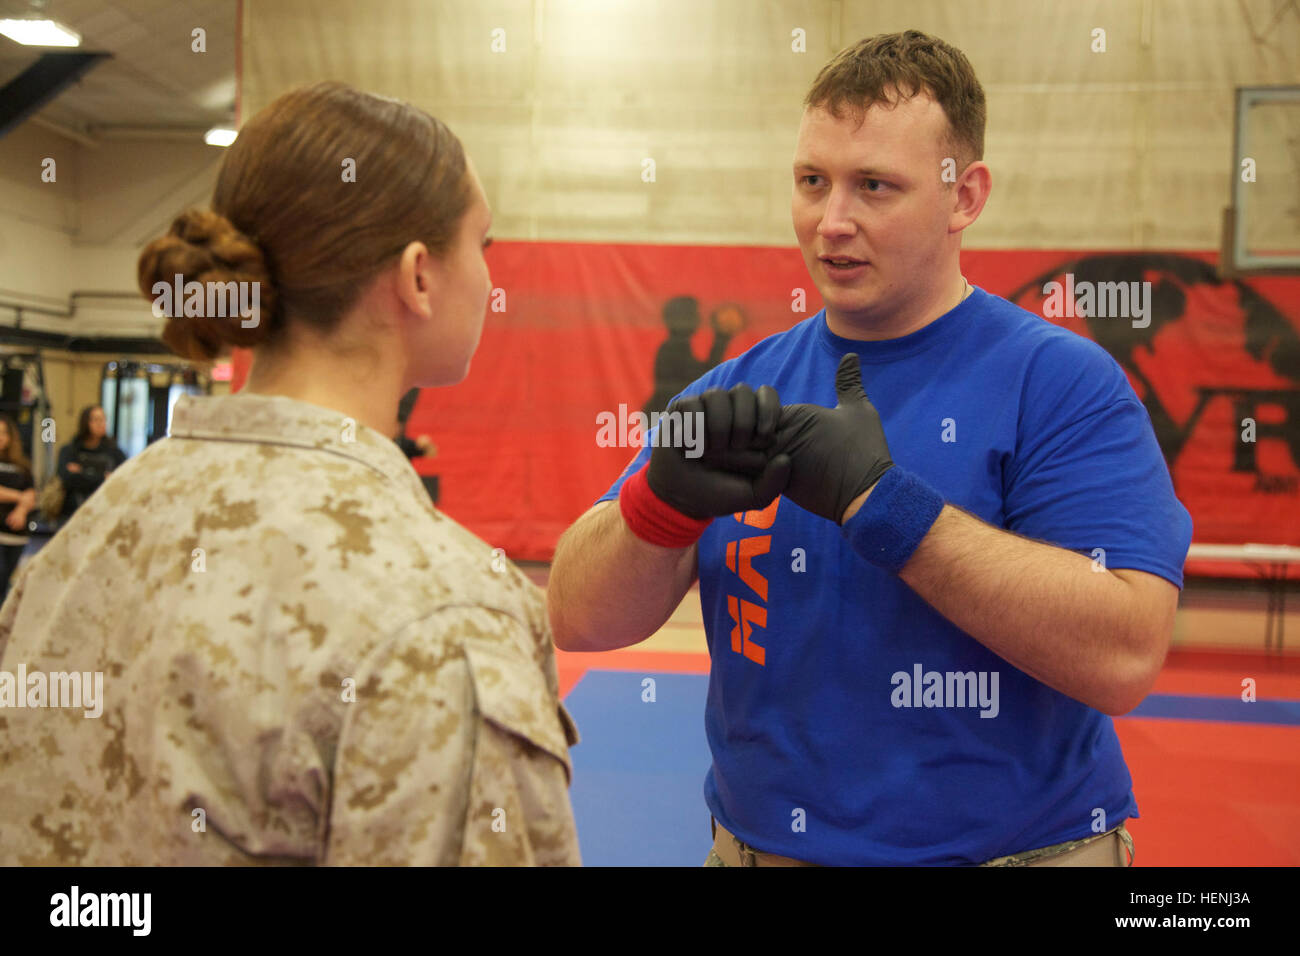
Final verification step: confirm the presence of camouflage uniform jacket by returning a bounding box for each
[0,392,581,865]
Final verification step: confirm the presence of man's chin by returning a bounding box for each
[822,289,882,320]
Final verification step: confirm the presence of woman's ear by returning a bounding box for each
[397,241,438,319]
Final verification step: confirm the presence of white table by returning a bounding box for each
[1186,544,1300,651]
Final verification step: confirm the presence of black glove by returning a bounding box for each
[646,384,791,520]
[772,352,894,524]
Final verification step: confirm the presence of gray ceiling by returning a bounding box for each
[0,0,237,139]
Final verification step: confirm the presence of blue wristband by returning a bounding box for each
[840,466,945,573]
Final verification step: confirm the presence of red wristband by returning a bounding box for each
[618,464,711,547]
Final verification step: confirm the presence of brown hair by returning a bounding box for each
[75,405,103,445]
[803,30,986,171]
[138,82,473,362]
[0,414,31,474]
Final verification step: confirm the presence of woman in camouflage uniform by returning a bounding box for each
[0,82,580,866]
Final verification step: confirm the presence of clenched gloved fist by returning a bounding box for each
[772,353,894,524]
[647,383,791,519]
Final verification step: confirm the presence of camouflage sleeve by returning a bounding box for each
[0,559,29,661]
[324,607,579,866]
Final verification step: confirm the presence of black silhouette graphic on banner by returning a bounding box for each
[1008,253,1300,491]
[644,296,748,417]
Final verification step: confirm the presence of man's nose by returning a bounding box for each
[816,189,857,238]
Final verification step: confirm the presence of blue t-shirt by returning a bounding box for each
[597,288,1193,865]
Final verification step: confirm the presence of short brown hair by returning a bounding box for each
[803,30,986,170]
[138,82,472,362]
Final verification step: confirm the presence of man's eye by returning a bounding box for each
[482,237,493,250]
[865,180,886,192]
[800,175,822,187]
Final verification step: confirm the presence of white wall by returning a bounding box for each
[0,123,79,321]
[0,122,223,337]
[0,123,225,478]
[241,0,1299,250]
[3,0,1295,333]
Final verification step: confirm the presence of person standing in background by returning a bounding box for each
[393,386,438,459]
[57,405,126,518]
[0,414,35,600]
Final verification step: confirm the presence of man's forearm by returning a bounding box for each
[885,501,1171,715]
[548,501,696,652]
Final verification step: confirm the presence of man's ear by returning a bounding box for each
[396,241,439,319]
[950,161,992,234]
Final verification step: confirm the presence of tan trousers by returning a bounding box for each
[707,818,1135,867]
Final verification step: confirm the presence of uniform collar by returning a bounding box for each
[169,392,422,490]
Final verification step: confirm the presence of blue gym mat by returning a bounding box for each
[561,671,1300,866]
[1129,693,1300,726]
[563,670,713,866]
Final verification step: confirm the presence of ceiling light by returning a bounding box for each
[0,18,82,47]
[204,127,237,147]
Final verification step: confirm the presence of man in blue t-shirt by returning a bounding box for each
[547,31,1192,866]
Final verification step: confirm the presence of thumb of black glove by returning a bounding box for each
[772,352,894,524]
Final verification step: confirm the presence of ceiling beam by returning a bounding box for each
[0,50,112,140]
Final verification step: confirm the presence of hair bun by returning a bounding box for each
[137,208,278,361]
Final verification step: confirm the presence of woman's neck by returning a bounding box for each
[243,340,407,438]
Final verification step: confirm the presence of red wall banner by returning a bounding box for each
[231,245,1300,570]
